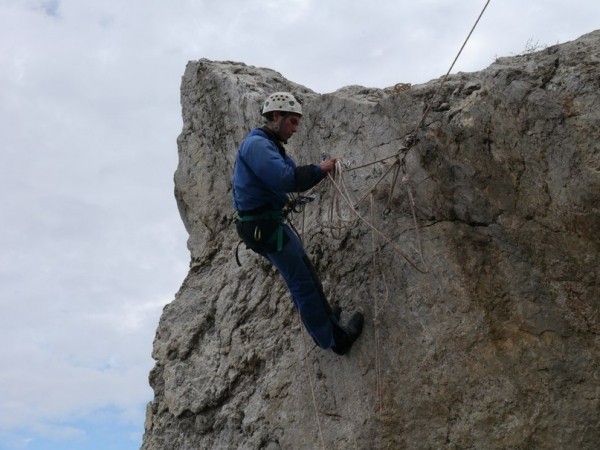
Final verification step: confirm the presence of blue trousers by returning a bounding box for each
[261,224,343,349]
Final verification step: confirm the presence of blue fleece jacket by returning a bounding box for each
[232,127,325,213]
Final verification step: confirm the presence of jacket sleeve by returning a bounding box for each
[243,136,326,193]
[294,164,326,192]
[242,138,296,192]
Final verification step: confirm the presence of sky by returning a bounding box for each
[0,1,598,449]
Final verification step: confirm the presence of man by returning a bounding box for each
[232,92,363,355]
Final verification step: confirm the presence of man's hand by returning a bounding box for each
[319,158,337,174]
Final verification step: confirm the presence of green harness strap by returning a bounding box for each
[236,210,285,251]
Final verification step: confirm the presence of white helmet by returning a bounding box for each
[262,92,303,116]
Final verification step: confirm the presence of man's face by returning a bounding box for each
[275,112,302,143]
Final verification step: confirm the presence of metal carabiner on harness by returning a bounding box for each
[253,226,262,241]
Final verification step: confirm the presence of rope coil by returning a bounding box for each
[321,161,430,274]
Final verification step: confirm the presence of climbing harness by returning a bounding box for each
[236,209,285,251]
[234,195,316,266]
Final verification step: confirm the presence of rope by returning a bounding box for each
[317,0,492,272]
[342,0,493,203]
[411,0,492,136]
[353,157,402,209]
[371,194,385,415]
[346,153,398,172]
[317,160,359,236]
[295,203,327,450]
[324,163,430,274]
[299,314,327,450]
[284,2,492,443]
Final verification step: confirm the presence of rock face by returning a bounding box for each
[143,31,600,450]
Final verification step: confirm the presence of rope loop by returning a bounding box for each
[319,158,429,274]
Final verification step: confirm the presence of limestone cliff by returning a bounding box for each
[142,31,600,449]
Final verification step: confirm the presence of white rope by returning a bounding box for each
[318,160,359,237]
[370,194,386,415]
[288,1,493,441]
[323,163,430,274]
[296,203,327,450]
[299,314,327,450]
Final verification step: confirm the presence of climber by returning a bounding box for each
[232,92,364,355]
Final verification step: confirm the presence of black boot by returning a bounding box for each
[332,311,364,355]
[331,304,342,322]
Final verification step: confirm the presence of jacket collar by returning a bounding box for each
[258,126,286,156]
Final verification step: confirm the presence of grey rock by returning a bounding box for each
[143,31,600,450]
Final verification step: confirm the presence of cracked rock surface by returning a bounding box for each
[142,31,600,450]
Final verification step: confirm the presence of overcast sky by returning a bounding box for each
[1,1,598,449]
